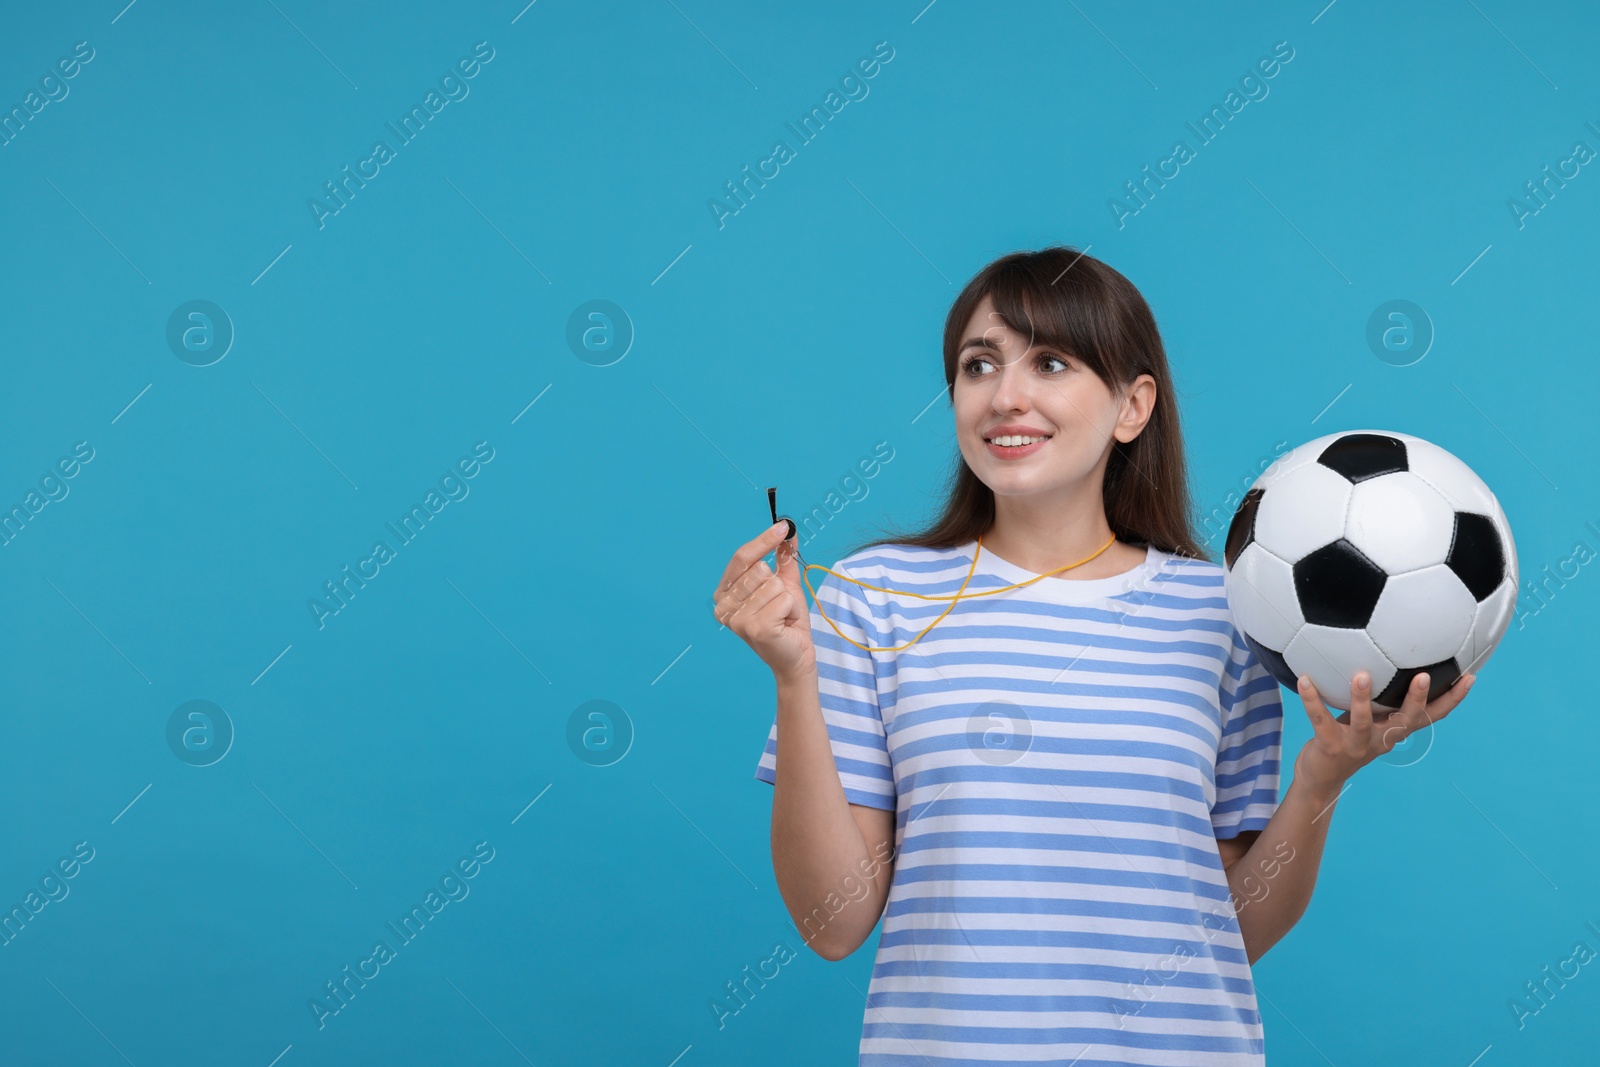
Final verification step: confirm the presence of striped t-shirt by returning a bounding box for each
[754,539,1284,1066]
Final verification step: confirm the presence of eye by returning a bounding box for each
[959,349,1072,377]
[1038,352,1070,373]
[959,353,993,377]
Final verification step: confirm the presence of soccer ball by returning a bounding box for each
[1222,430,1518,712]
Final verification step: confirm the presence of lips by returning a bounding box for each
[984,436,1049,459]
[983,425,1053,441]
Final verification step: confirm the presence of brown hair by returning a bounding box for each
[853,246,1209,563]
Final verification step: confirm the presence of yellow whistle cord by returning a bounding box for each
[794,532,1119,654]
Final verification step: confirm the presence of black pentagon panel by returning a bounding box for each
[1446,511,1506,601]
[1224,487,1265,571]
[1373,657,1463,708]
[1317,433,1408,483]
[1240,630,1297,692]
[1293,539,1388,628]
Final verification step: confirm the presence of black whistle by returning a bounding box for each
[768,487,797,542]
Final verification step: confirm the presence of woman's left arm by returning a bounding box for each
[1219,666,1480,965]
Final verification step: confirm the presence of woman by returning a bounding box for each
[712,247,1474,1065]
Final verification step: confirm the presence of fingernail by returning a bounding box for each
[1465,673,1477,689]
[1357,673,1370,690]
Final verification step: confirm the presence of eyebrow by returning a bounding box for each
[958,337,1068,357]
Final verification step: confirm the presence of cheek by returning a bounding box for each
[950,399,982,455]
[950,387,974,426]
[953,394,988,441]
[1048,385,1110,429]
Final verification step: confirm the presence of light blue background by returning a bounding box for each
[1,1,1594,1063]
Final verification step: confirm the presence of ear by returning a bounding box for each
[1113,374,1158,444]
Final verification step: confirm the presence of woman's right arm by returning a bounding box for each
[715,523,896,962]
[770,666,896,961]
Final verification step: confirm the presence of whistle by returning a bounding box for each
[768,487,797,542]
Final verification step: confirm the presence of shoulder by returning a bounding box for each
[1145,550,1268,677]
[1144,547,1229,601]
[1136,548,1248,644]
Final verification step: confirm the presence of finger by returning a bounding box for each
[753,582,800,635]
[1371,672,1428,753]
[1376,700,1417,753]
[715,561,772,621]
[720,573,781,628]
[728,559,775,604]
[1347,670,1374,752]
[1402,670,1474,736]
[1296,675,1340,740]
[713,584,748,625]
[732,574,789,627]
[774,539,808,621]
[1430,671,1475,720]
[1400,670,1432,725]
[717,522,794,595]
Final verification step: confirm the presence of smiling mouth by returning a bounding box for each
[984,434,1052,446]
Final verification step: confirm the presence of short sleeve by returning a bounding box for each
[1210,626,1284,838]
[753,561,896,811]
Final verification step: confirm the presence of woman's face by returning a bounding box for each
[952,294,1147,502]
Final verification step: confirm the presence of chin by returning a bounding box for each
[983,476,1044,495]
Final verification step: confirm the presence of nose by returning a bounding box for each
[989,350,1035,413]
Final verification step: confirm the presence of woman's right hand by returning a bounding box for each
[714,521,815,681]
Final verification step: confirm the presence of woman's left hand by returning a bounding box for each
[1292,668,1477,798]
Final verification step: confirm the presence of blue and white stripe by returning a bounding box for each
[756,540,1284,1065]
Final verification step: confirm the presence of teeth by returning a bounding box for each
[989,435,1048,447]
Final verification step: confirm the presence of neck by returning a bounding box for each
[980,491,1131,580]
